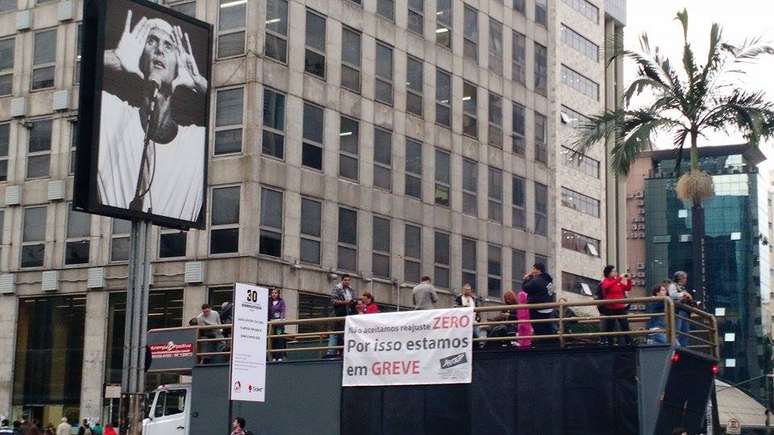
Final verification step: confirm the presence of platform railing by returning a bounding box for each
[167,296,719,364]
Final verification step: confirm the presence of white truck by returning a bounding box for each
[142,384,191,435]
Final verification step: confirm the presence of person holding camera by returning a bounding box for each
[600,265,633,345]
[668,271,694,346]
[327,274,358,356]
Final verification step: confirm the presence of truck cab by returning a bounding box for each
[143,384,191,435]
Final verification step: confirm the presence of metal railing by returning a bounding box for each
[154,296,719,367]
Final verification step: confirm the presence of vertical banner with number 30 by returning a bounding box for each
[230,283,268,402]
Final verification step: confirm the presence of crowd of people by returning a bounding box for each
[185,262,696,362]
[0,418,116,435]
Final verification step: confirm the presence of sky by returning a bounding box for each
[623,0,774,160]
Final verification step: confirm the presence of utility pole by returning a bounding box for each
[121,220,152,435]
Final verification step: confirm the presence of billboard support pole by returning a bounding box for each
[121,220,152,435]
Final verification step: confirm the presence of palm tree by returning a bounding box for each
[575,9,774,300]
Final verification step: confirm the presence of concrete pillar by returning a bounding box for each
[79,291,108,423]
[0,295,17,418]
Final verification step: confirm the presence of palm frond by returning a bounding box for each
[701,90,774,145]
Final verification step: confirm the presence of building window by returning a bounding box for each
[434,149,450,207]
[21,206,46,268]
[434,231,450,288]
[535,182,548,236]
[214,87,244,155]
[513,0,525,14]
[562,146,600,178]
[512,176,526,230]
[377,0,394,21]
[488,93,503,148]
[159,229,187,258]
[208,286,234,308]
[560,105,591,126]
[462,159,478,216]
[375,42,394,105]
[0,123,9,181]
[406,56,423,117]
[512,31,526,85]
[73,24,83,85]
[302,102,324,170]
[341,27,361,92]
[561,187,600,218]
[0,37,12,96]
[14,296,85,422]
[373,127,392,191]
[164,0,196,16]
[512,102,526,155]
[373,216,391,279]
[512,249,526,290]
[297,292,331,333]
[562,0,599,24]
[562,271,600,296]
[339,116,359,181]
[32,29,56,90]
[405,138,423,199]
[535,0,547,27]
[435,0,452,49]
[300,198,322,264]
[265,0,288,62]
[489,18,503,75]
[462,81,478,138]
[435,68,452,128]
[111,218,131,262]
[65,207,90,265]
[488,245,502,297]
[218,0,246,58]
[259,188,283,257]
[463,5,478,63]
[304,10,326,79]
[404,224,421,283]
[262,88,285,159]
[562,228,601,257]
[461,238,477,288]
[69,121,77,175]
[561,65,600,100]
[535,112,548,163]
[561,24,599,62]
[488,167,503,223]
[0,0,16,13]
[210,186,240,254]
[338,207,357,271]
[27,119,52,179]
[408,0,424,35]
[534,43,547,96]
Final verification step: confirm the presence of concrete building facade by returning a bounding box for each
[0,0,625,425]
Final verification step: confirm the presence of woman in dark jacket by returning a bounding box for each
[600,265,632,345]
[647,283,669,344]
[268,288,287,361]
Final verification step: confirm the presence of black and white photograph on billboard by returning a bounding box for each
[76,0,212,229]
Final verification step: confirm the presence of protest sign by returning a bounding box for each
[230,283,268,402]
[342,308,474,387]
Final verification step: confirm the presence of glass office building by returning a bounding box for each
[643,145,769,401]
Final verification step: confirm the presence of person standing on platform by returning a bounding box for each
[327,274,358,356]
[522,263,556,345]
[412,276,438,310]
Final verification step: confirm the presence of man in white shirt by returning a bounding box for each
[56,418,71,435]
[99,10,207,222]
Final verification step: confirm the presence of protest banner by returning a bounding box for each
[342,308,474,387]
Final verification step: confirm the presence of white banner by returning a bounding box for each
[342,308,474,387]
[230,283,268,402]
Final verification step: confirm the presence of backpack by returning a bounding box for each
[595,282,605,300]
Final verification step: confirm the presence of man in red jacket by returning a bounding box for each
[600,265,633,345]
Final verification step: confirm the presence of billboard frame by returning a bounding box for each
[74,0,213,230]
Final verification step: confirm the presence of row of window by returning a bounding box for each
[0,120,78,182]
[561,64,600,100]
[214,83,550,173]
[561,228,600,257]
[562,0,600,24]
[560,187,600,218]
[561,146,600,179]
[561,271,599,296]
[560,24,599,62]
[0,22,83,96]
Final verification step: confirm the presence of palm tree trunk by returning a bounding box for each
[689,132,706,304]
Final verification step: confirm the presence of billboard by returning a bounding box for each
[230,284,268,402]
[75,0,212,229]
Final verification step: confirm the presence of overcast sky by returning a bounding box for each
[623,0,774,156]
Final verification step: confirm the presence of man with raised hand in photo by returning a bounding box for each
[100,9,207,221]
